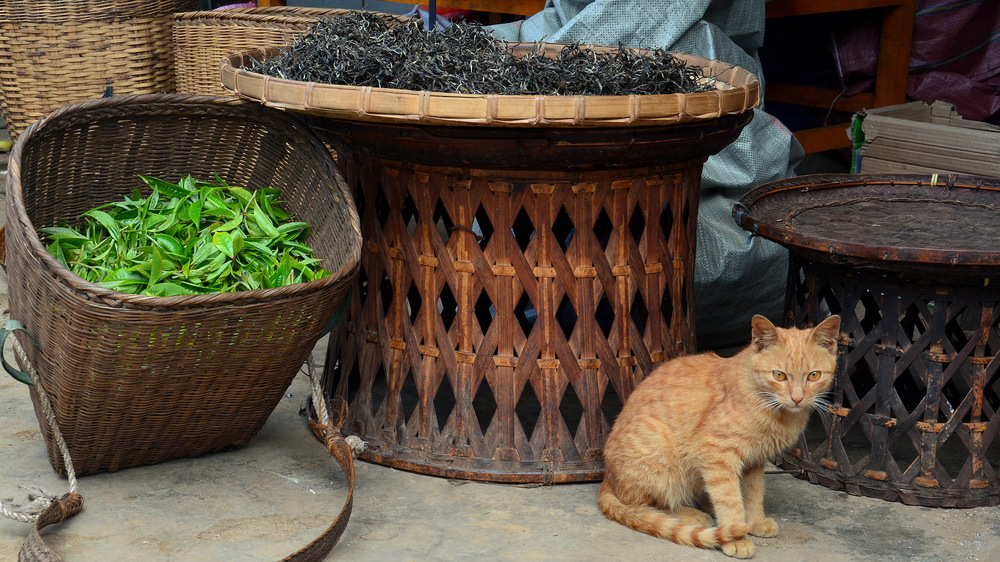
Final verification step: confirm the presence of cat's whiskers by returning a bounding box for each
[810,393,834,416]
[752,391,783,414]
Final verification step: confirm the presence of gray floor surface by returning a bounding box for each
[0,128,997,561]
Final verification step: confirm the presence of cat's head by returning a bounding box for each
[747,315,841,414]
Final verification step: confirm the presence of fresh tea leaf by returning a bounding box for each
[41,174,333,296]
[83,210,120,240]
[227,186,254,206]
[142,282,190,297]
[39,226,89,243]
[140,175,195,198]
[187,198,203,227]
[252,200,280,238]
[213,231,235,259]
[276,222,311,236]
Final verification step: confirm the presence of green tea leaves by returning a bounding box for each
[42,175,332,296]
[38,226,89,245]
[187,198,203,227]
[140,174,195,198]
[213,231,235,258]
[252,199,280,238]
[151,233,185,257]
[227,186,254,206]
[83,210,120,241]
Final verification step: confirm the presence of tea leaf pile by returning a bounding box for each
[40,175,331,297]
[250,11,715,96]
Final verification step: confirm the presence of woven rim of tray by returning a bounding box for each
[220,44,759,127]
[734,173,1000,268]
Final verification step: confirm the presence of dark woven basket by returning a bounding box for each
[3,94,362,476]
[734,173,1000,507]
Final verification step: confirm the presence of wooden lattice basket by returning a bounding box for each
[0,0,197,142]
[2,94,362,476]
[222,37,759,482]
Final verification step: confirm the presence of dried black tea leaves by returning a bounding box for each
[249,11,716,96]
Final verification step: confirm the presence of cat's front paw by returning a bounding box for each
[749,517,779,537]
[721,538,755,559]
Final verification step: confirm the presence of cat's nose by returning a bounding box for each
[791,397,803,405]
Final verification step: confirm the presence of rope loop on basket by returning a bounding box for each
[0,485,57,524]
[0,313,78,526]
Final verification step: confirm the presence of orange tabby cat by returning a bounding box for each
[598,314,841,558]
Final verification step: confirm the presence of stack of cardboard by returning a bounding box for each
[850,100,1000,176]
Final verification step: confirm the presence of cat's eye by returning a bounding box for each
[772,370,787,381]
[807,371,821,381]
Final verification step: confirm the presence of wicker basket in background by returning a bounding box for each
[3,94,362,476]
[0,0,197,142]
[173,7,350,96]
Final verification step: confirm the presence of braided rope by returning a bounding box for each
[0,328,78,524]
[305,355,365,458]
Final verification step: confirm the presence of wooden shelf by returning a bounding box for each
[765,0,912,19]
[766,84,875,115]
[764,0,915,153]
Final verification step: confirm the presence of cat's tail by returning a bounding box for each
[598,480,750,549]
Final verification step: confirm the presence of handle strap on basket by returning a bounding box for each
[0,314,81,561]
[281,356,364,561]
[0,319,42,385]
[2,316,362,561]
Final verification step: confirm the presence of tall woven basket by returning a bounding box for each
[2,94,362,476]
[223,38,759,482]
[173,7,346,96]
[0,0,197,142]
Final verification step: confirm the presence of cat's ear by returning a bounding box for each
[810,315,842,354]
[751,314,779,352]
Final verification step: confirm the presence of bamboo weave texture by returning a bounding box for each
[4,94,362,476]
[0,0,197,141]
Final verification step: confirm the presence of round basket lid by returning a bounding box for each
[220,43,759,127]
[733,173,1000,272]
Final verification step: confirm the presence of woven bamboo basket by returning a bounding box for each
[2,94,362,476]
[173,7,354,96]
[222,40,758,482]
[735,173,1000,507]
[0,0,197,142]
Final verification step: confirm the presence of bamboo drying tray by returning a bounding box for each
[0,0,197,141]
[3,94,362,476]
[221,43,759,127]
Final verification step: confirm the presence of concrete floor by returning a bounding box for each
[1,127,999,561]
